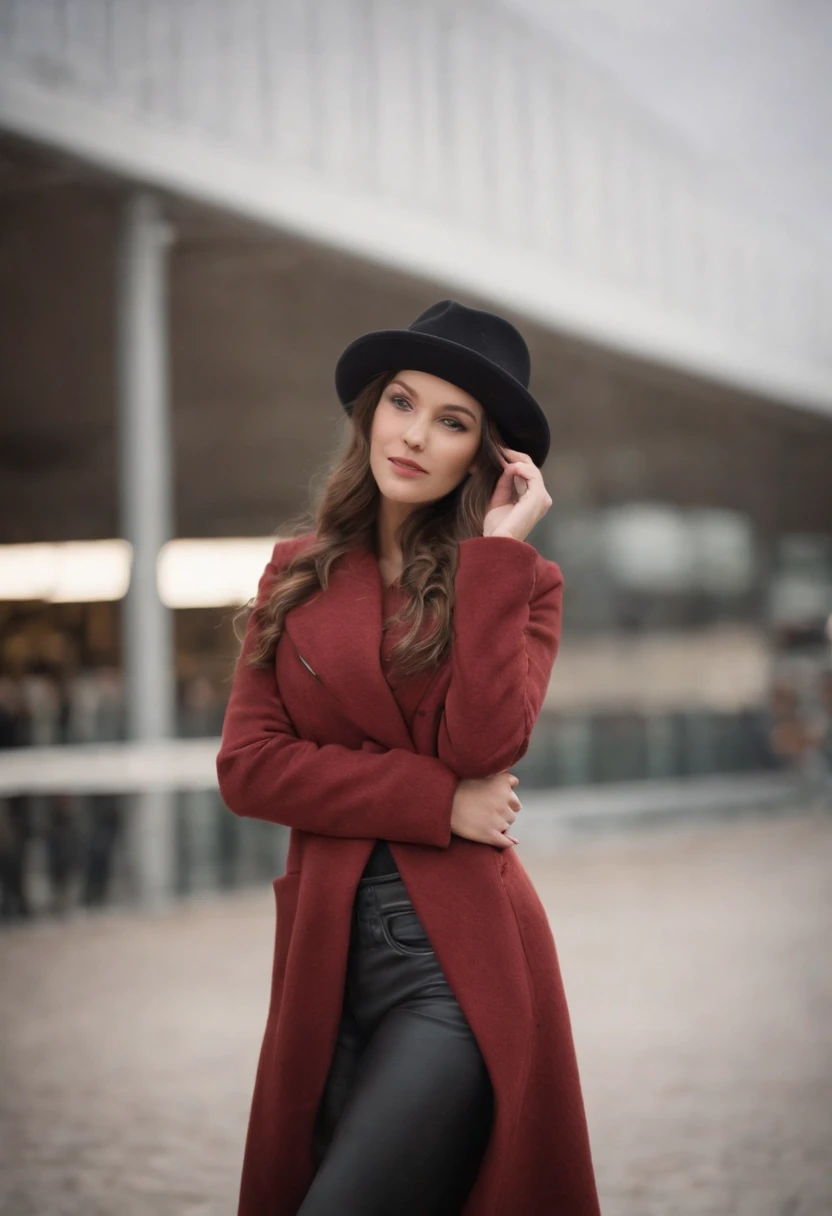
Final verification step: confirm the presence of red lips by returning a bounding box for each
[389,458,428,473]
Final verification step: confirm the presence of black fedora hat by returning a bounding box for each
[334,300,550,467]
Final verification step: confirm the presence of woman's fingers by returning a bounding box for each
[503,457,535,474]
[498,445,534,465]
[495,453,536,487]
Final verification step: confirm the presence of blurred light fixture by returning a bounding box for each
[769,534,832,627]
[604,504,694,592]
[689,509,756,595]
[0,538,282,606]
[157,538,279,607]
[0,541,131,602]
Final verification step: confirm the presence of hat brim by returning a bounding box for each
[334,330,550,467]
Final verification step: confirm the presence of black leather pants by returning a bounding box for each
[298,870,494,1215]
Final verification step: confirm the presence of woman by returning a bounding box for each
[216,300,600,1215]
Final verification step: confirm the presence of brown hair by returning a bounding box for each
[241,371,507,680]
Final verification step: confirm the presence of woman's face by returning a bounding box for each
[369,369,484,506]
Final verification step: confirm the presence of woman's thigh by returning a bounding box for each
[312,998,366,1171]
[300,994,493,1216]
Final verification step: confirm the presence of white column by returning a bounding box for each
[116,191,177,907]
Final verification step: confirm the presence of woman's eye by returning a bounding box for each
[390,395,465,430]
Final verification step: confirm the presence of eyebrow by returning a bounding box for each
[391,378,480,424]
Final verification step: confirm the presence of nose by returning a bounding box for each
[402,420,427,448]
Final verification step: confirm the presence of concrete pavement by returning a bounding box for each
[2,807,830,1215]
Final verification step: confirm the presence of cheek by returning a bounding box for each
[370,405,396,447]
[438,434,479,481]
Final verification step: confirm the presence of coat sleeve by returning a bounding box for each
[215,545,459,848]
[436,535,563,779]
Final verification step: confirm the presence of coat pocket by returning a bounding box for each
[270,872,301,1013]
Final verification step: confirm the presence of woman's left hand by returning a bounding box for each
[483,446,553,541]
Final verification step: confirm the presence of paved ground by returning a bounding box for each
[2,807,831,1216]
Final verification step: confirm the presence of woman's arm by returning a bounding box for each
[216,549,458,847]
[436,535,563,779]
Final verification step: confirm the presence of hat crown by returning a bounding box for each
[408,300,531,390]
[333,297,550,466]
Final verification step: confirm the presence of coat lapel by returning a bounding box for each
[282,544,416,752]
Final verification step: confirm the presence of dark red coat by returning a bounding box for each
[216,531,600,1215]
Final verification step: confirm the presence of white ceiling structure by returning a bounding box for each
[508,0,832,245]
[0,0,829,415]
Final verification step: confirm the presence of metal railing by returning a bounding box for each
[0,692,792,920]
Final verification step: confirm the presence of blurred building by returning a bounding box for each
[0,0,830,903]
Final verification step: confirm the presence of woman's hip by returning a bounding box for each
[346,871,472,1038]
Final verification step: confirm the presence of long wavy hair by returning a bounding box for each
[241,370,508,680]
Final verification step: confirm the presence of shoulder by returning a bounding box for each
[534,549,563,595]
[253,531,316,605]
[457,535,563,596]
[269,530,317,571]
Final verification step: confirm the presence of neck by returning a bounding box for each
[375,494,415,568]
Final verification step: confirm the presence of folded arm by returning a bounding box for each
[437,535,563,778]
[216,547,459,848]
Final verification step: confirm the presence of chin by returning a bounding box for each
[372,461,413,490]
[373,467,435,504]
[380,481,433,505]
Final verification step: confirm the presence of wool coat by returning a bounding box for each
[216,530,600,1216]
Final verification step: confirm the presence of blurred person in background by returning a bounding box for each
[180,674,225,738]
[74,666,125,908]
[0,677,33,922]
[35,670,78,916]
[821,669,832,806]
[217,302,600,1215]
[769,671,832,810]
[768,681,807,767]
[81,792,121,908]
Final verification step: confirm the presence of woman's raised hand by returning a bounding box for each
[450,772,522,849]
[483,445,552,542]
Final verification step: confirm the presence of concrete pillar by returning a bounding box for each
[116,192,177,907]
